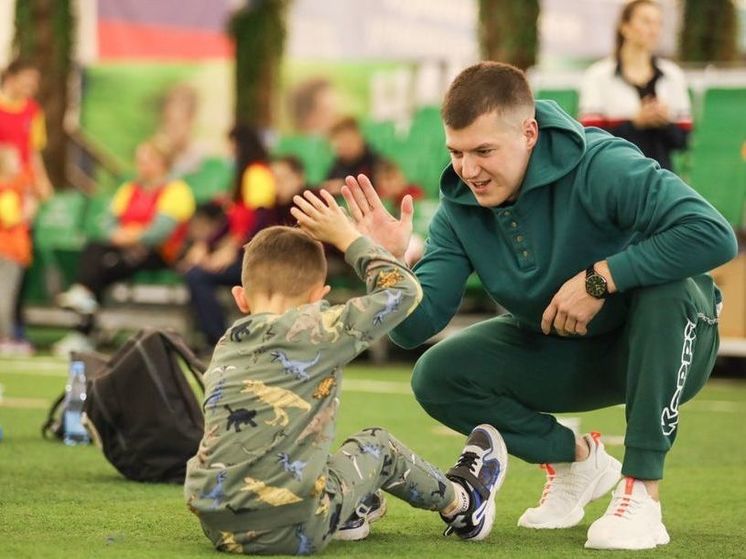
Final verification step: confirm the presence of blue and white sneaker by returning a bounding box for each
[441,424,508,541]
[334,491,387,541]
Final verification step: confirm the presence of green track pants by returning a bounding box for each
[411,276,720,480]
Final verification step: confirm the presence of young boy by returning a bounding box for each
[184,189,508,555]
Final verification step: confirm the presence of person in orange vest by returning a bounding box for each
[53,135,195,356]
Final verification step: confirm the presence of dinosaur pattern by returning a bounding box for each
[201,469,228,510]
[277,452,308,481]
[241,379,311,427]
[241,476,302,506]
[184,237,437,553]
[224,404,258,433]
[373,289,403,326]
[271,350,321,381]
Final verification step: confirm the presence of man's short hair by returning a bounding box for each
[442,62,535,129]
[241,226,326,298]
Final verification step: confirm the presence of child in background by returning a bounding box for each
[0,145,34,355]
[177,201,229,273]
[184,190,508,555]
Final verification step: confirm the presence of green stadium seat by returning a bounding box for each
[181,157,234,203]
[536,89,579,117]
[688,88,746,227]
[273,135,335,186]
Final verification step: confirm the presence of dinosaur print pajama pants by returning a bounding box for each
[204,427,455,555]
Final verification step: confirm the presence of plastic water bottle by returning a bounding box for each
[63,360,90,446]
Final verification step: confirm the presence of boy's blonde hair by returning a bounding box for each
[241,226,327,298]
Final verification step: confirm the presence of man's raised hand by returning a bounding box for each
[341,174,413,260]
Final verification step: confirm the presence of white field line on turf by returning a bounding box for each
[343,379,412,395]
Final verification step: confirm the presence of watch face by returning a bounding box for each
[586,274,607,298]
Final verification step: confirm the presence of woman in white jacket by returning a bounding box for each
[579,0,691,171]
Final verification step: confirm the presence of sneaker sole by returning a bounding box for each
[333,494,387,542]
[517,455,622,530]
[584,523,670,550]
[463,424,509,541]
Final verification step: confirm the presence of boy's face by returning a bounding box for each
[4,69,40,99]
[445,109,538,207]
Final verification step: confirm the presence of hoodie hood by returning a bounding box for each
[440,100,587,206]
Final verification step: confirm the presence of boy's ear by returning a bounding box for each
[231,286,251,314]
[308,283,331,303]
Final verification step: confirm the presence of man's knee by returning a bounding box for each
[631,278,694,308]
[411,345,453,404]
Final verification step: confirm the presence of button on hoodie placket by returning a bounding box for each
[496,209,535,269]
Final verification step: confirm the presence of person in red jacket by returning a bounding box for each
[0,59,52,201]
[54,136,195,355]
[0,145,34,355]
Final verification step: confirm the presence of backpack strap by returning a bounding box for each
[158,329,206,391]
[41,392,66,439]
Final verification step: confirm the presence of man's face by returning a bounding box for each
[445,110,537,207]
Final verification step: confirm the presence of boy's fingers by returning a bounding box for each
[303,189,328,211]
[293,194,319,217]
[319,189,340,210]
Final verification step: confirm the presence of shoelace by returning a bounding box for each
[455,451,479,473]
[609,490,645,518]
[537,464,590,505]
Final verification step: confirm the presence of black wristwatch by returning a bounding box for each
[585,264,609,299]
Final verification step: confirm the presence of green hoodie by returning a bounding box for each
[391,100,737,348]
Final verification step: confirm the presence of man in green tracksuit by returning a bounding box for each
[340,61,737,551]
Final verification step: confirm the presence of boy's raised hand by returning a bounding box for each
[291,189,362,253]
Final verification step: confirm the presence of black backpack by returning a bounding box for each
[44,329,206,483]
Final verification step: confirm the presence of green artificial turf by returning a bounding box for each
[1,356,745,558]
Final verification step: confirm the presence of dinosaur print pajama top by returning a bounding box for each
[184,236,455,555]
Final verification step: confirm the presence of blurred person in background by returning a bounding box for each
[579,0,691,171]
[321,117,380,194]
[53,136,195,355]
[0,59,52,202]
[287,77,340,136]
[182,128,301,350]
[0,59,54,351]
[0,145,35,355]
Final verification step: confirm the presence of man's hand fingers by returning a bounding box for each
[400,194,414,228]
[357,173,385,212]
[541,303,557,335]
[553,310,568,336]
[346,175,371,214]
[340,185,364,222]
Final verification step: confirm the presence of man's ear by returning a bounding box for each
[308,283,331,303]
[524,118,539,150]
[231,286,251,314]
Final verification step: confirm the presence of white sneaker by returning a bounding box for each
[585,477,670,550]
[517,432,621,529]
[52,332,95,358]
[56,284,98,315]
